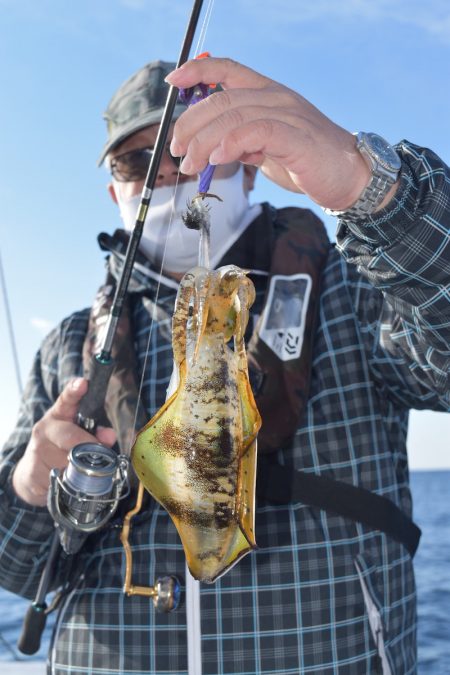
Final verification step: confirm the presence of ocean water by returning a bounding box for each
[410,471,450,673]
[0,470,448,672]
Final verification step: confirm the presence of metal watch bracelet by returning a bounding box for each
[323,171,395,222]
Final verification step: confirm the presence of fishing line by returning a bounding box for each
[0,209,31,667]
[0,247,23,396]
[129,169,184,450]
[16,1,210,658]
[127,0,216,453]
[194,0,215,56]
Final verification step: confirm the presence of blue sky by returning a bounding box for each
[0,0,449,468]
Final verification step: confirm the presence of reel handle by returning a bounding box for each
[17,602,47,655]
[17,530,60,654]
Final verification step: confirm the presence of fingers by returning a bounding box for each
[171,81,296,153]
[36,378,117,462]
[174,99,296,171]
[166,56,272,92]
[35,419,107,462]
[167,56,368,206]
[174,101,314,193]
[166,56,335,195]
[51,377,88,421]
[12,433,69,506]
[12,378,118,506]
[96,426,117,447]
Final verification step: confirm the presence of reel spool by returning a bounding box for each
[48,442,180,612]
[48,442,129,554]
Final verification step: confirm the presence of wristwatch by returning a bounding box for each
[324,132,401,221]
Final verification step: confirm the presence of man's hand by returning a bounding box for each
[167,57,372,212]
[12,378,116,507]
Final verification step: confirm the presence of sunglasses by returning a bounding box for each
[109,144,182,182]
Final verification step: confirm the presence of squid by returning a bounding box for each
[131,264,261,583]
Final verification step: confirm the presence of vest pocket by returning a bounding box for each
[354,553,393,675]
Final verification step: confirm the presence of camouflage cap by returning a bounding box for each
[97,60,187,166]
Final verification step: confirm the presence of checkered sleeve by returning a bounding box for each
[0,314,86,599]
[336,141,450,409]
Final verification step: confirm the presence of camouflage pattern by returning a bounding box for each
[98,60,187,166]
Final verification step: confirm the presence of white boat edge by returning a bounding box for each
[1,662,46,674]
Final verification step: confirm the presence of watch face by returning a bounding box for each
[364,132,402,172]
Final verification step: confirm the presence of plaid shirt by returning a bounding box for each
[0,142,449,674]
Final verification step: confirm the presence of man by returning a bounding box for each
[0,57,449,674]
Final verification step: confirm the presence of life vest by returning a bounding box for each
[83,206,420,557]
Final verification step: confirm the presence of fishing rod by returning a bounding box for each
[18,0,206,655]
[0,247,27,661]
[0,248,23,396]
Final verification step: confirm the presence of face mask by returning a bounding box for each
[115,165,254,273]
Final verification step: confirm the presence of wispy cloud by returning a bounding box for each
[2,0,448,43]
[30,317,54,336]
[241,0,450,43]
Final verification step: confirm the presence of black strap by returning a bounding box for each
[257,461,421,557]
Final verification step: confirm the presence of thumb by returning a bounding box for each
[96,426,117,447]
[51,377,89,421]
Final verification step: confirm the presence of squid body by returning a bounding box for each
[131,265,261,583]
